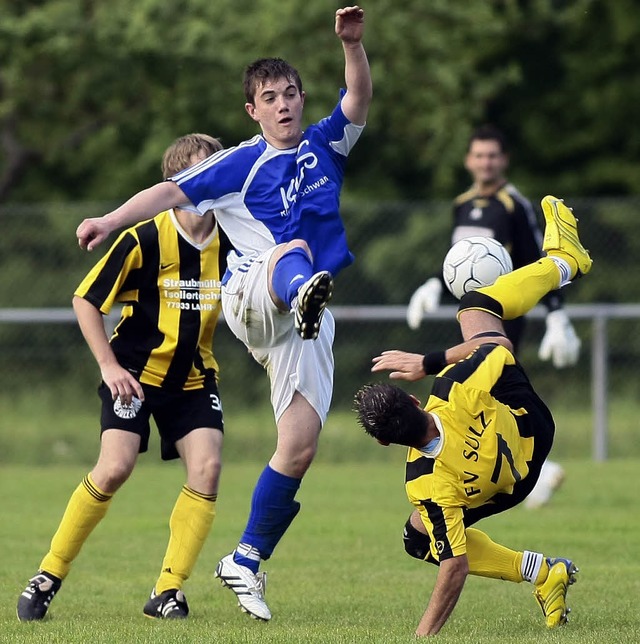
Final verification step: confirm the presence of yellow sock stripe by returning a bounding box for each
[183,484,217,503]
[83,474,112,503]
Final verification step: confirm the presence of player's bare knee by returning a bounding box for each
[275,442,316,478]
[289,444,317,476]
[187,455,222,492]
[281,239,311,257]
[92,460,134,492]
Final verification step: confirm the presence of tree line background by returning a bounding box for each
[1,1,639,463]
[1,0,637,340]
[2,0,639,204]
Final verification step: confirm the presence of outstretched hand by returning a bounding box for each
[77,217,111,251]
[335,6,365,44]
[371,350,426,381]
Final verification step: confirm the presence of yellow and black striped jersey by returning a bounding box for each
[405,344,535,559]
[75,209,230,391]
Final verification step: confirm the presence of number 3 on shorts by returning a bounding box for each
[209,394,222,411]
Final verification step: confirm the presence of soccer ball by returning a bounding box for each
[442,236,513,300]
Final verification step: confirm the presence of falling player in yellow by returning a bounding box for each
[354,196,592,637]
[17,134,231,621]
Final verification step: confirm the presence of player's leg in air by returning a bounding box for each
[214,240,335,621]
[268,240,334,341]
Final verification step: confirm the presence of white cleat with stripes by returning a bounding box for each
[215,552,271,621]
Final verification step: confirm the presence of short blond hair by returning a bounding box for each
[161,133,223,179]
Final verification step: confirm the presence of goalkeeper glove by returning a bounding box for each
[406,278,442,330]
[538,309,581,368]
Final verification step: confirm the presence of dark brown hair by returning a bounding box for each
[243,58,303,104]
[468,124,509,154]
[354,383,428,447]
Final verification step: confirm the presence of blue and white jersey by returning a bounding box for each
[171,97,364,278]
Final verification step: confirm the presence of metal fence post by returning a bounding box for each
[591,314,609,462]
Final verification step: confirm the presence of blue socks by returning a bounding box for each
[233,465,301,573]
[271,248,313,308]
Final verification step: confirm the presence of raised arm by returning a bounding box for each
[336,6,372,126]
[371,309,513,381]
[76,181,187,251]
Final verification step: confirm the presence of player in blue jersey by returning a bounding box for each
[76,6,372,621]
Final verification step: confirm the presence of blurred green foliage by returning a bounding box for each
[1,0,639,202]
[0,196,637,419]
[2,2,639,464]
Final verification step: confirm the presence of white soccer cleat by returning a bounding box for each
[525,461,566,509]
[215,552,271,621]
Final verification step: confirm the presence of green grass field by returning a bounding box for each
[2,459,639,643]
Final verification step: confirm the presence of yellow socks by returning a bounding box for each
[464,528,526,582]
[465,528,550,585]
[154,485,216,594]
[476,257,562,320]
[39,478,215,591]
[40,474,112,579]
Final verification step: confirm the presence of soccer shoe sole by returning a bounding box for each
[533,558,578,628]
[541,195,593,277]
[294,271,334,340]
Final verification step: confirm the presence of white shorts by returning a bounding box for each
[221,247,335,424]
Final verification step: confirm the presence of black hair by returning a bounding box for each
[353,383,428,447]
[468,124,509,154]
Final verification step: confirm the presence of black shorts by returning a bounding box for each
[98,381,224,461]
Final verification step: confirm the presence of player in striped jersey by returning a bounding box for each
[407,125,577,508]
[355,196,592,636]
[17,134,231,622]
[76,6,372,620]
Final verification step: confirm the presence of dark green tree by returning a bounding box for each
[1,0,638,203]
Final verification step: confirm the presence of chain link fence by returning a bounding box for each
[1,197,638,461]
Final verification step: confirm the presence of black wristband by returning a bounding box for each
[422,351,447,375]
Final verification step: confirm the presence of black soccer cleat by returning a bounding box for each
[17,571,62,621]
[143,588,189,619]
[294,271,334,340]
